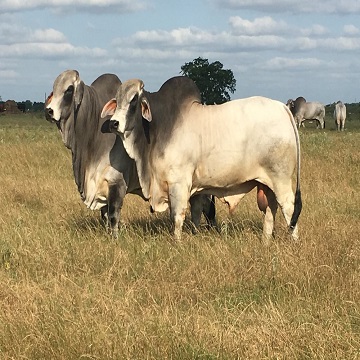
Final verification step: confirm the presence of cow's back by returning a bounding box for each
[301,101,325,119]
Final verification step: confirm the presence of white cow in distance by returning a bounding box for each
[333,101,346,131]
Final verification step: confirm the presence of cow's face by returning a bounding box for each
[45,70,84,126]
[286,99,295,111]
[102,79,150,136]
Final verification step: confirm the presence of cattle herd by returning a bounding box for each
[44,70,345,242]
[286,96,346,131]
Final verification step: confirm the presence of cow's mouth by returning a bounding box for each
[44,108,62,131]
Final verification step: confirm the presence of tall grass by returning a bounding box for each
[0,113,359,359]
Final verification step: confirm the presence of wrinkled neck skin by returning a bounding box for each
[61,109,76,150]
[70,86,102,198]
[121,120,151,199]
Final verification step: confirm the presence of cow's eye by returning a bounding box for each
[64,85,74,99]
[129,93,138,111]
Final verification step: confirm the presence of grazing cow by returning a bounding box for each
[45,70,217,237]
[334,101,346,131]
[286,97,306,127]
[102,76,302,242]
[287,98,325,129]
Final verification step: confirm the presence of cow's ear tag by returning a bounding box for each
[141,98,152,122]
[101,99,116,118]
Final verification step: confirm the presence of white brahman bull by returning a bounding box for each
[102,76,302,242]
[333,101,346,131]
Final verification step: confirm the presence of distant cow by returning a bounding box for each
[287,98,325,129]
[45,70,216,237]
[333,101,346,131]
[102,76,302,242]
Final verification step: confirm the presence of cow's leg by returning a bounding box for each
[189,194,204,231]
[257,184,278,245]
[169,185,189,240]
[100,206,109,231]
[189,194,218,232]
[107,182,126,239]
[202,195,218,230]
[273,183,299,241]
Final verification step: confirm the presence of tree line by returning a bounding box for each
[0,99,45,113]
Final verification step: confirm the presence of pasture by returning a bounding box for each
[0,110,359,359]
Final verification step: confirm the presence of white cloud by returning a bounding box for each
[321,36,360,51]
[113,26,286,56]
[127,27,216,47]
[0,69,18,79]
[0,43,107,59]
[295,37,318,50]
[30,29,67,43]
[1,0,148,13]
[0,20,106,60]
[261,56,324,71]
[301,24,329,37]
[343,24,360,36]
[216,0,360,14]
[229,16,287,35]
[0,22,66,44]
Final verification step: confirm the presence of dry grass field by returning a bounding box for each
[0,110,359,359]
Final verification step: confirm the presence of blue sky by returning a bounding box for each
[0,0,359,104]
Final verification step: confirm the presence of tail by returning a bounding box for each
[285,106,303,230]
[290,189,302,229]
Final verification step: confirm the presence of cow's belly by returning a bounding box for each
[193,155,258,189]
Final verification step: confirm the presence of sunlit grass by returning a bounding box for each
[0,114,359,359]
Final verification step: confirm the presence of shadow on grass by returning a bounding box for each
[65,209,265,242]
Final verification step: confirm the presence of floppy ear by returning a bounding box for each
[141,98,152,122]
[74,80,85,110]
[101,98,117,118]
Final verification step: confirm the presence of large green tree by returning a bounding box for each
[180,57,236,104]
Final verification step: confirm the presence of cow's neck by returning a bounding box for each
[62,113,76,149]
[121,122,151,200]
[71,86,100,197]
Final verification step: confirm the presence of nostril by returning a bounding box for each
[45,108,54,117]
[45,107,55,122]
[109,120,119,130]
